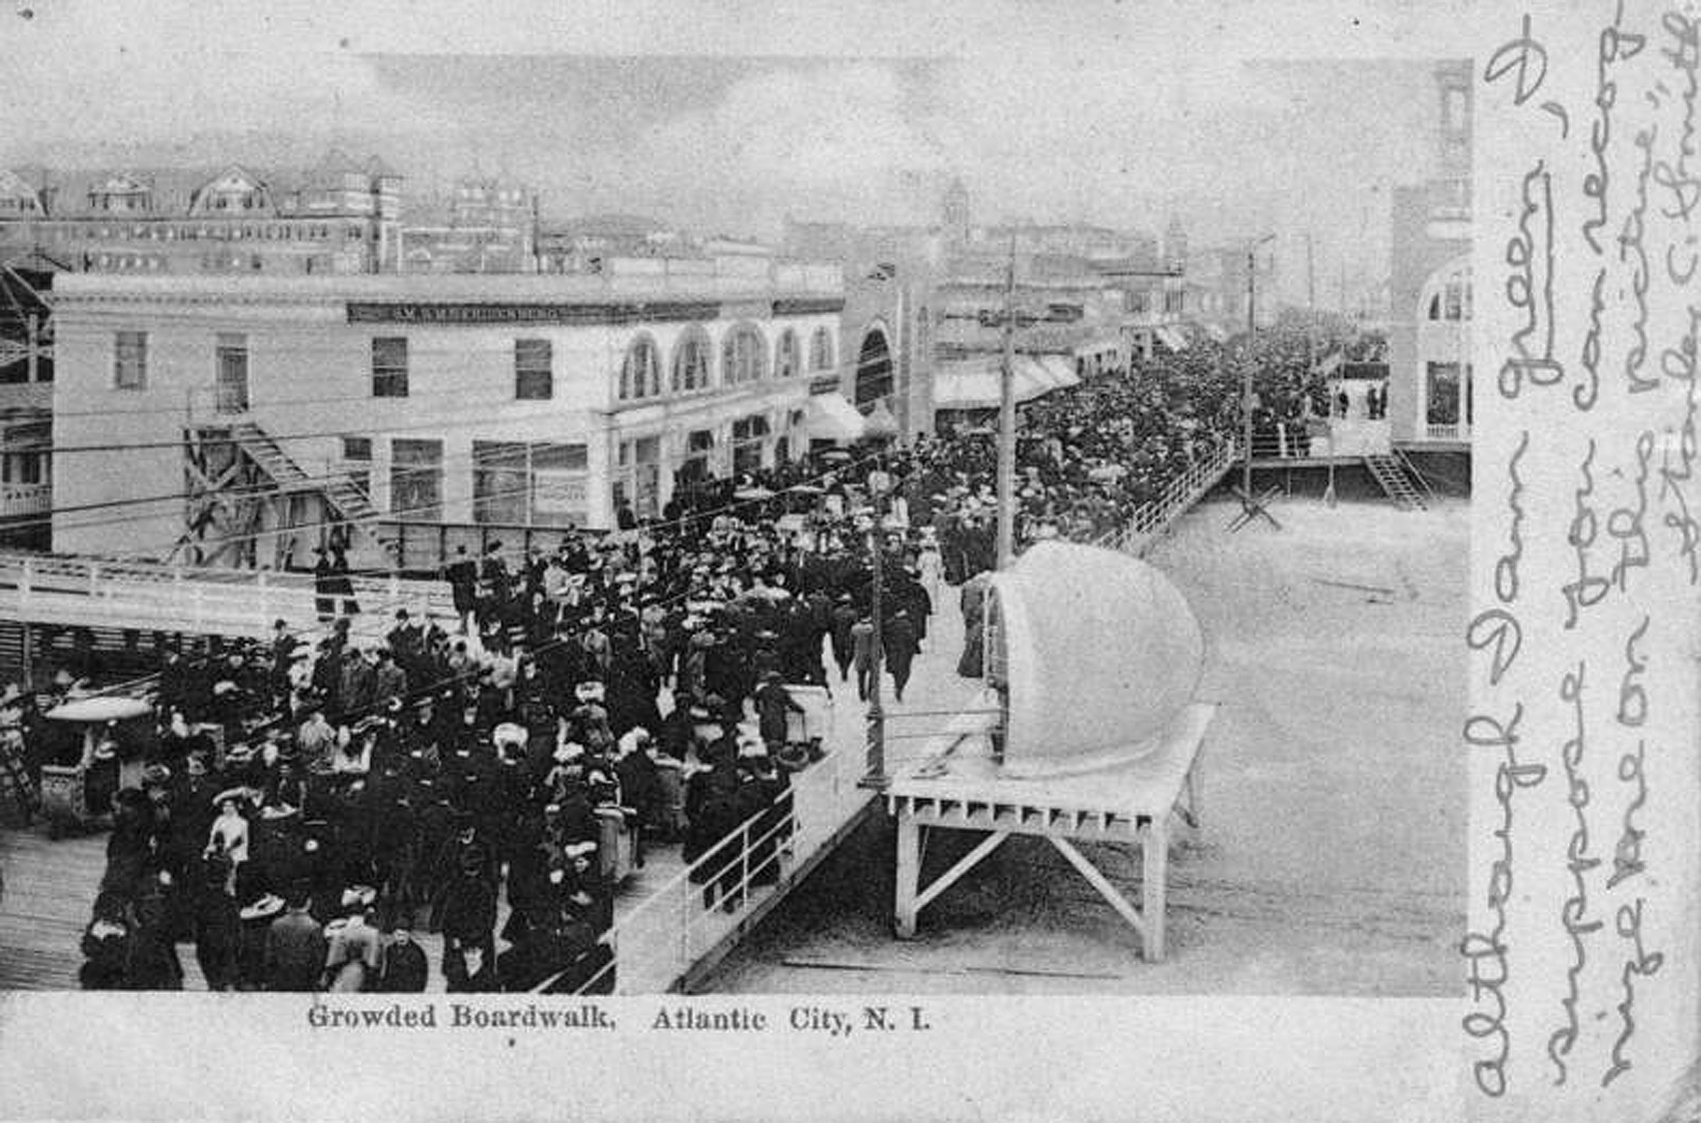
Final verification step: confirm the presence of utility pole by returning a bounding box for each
[1229,234,1281,533]
[996,234,1018,570]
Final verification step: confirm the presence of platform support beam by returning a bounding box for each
[894,804,921,937]
[1050,833,1166,959]
[915,830,1008,915]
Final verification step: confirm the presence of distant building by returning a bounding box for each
[538,214,685,273]
[1386,59,1472,449]
[49,260,848,567]
[399,173,537,274]
[941,178,971,247]
[0,150,404,276]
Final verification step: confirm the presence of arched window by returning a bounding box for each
[809,326,836,372]
[1422,262,1471,322]
[722,323,768,385]
[671,326,713,393]
[774,328,800,379]
[619,334,663,401]
[854,327,893,410]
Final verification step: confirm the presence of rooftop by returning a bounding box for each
[52,256,845,303]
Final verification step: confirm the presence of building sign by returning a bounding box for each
[772,297,845,317]
[532,470,588,515]
[346,300,721,327]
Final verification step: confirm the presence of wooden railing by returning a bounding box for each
[1091,439,1238,559]
[0,551,457,639]
[557,716,867,996]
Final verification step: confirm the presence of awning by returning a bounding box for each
[863,399,900,439]
[1155,325,1188,352]
[804,392,867,441]
[932,354,1078,410]
[1038,354,1081,388]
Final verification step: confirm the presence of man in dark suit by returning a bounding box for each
[884,609,920,703]
[263,892,327,991]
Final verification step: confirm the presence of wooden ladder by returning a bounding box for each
[1363,453,1427,511]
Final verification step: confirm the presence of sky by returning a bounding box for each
[0,0,1480,308]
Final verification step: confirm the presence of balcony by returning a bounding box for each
[1423,423,1471,442]
[0,480,50,519]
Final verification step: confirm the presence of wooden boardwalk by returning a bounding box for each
[0,599,972,993]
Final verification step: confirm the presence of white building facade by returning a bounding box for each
[50,260,846,567]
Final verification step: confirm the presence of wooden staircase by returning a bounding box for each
[226,422,379,523]
[1363,453,1428,511]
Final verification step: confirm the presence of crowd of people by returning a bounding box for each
[0,332,1285,992]
[2,461,952,992]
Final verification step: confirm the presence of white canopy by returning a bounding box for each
[804,392,867,441]
[988,541,1204,774]
[932,354,1080,410]
[45,696,153,724]
[1155,325,1189,352]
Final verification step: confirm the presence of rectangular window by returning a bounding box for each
[731,415,769,475]
[114,330,147,390]
[515,338,553,400]
[372,337,409,397]
[528,442,588,527]
[390,438,443,521]
[473,440,588,527]
[214,332,249,413]
[473,440,530,526]
[1425,362,1461,425]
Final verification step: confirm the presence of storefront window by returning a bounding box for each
[473,440,589,527]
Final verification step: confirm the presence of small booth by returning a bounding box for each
[38,695,156,837]
[885,542,1215,960]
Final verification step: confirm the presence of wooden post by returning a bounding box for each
[894,801,920,938]
[1141,821,1169,961]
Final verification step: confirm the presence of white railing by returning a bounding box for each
[1091,439,1238,558]
[1424,422,1469,441]
[557,734,869,995]
[0,481,50,518]
[0,551,457,638]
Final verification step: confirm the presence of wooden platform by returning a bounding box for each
[885,702,1214,961]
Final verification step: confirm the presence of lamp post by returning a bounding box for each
[861,464,892,790]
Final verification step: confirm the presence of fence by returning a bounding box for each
[0,552,457,639]
[554,733,871,995]
[1091,439,1238,558]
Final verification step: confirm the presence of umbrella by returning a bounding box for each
[734,486,776,501]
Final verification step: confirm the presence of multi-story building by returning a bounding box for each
[1386,59,1472,451]
[0,257,56,546]
[0,151,404,276]
[49,257,850,569]
[399,174,538,274]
